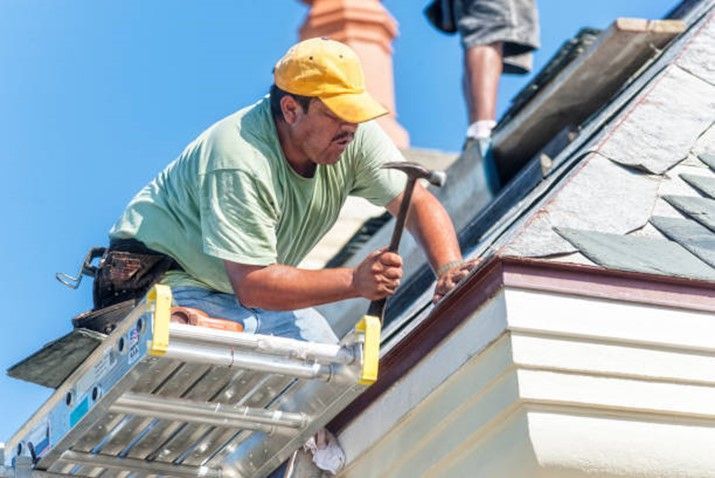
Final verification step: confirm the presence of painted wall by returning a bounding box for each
[339,286,715,476]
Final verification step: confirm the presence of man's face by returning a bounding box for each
[287,98,358,166]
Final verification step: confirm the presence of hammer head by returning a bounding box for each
[381,161,446,187]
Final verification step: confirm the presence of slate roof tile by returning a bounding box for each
[650,215,715,267]
[554,227,715,280]
[699,152,715,170]
[662,194,715,231]
[680,173,715,198]
[597,66,715,174]
[674,10,715,84]
[502,154,659,257]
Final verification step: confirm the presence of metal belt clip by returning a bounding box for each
[55,247,107,289]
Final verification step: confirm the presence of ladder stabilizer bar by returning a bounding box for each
[162,341,336,380]
[111,392,308,431]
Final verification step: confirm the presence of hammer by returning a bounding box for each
[365,161,446,323]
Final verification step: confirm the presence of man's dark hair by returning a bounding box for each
[269,84,314,121]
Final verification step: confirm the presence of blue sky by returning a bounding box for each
[0,0,676,442]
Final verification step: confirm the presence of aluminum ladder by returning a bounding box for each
[1,285,380,477]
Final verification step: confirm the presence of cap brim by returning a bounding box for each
[321,91,389,124]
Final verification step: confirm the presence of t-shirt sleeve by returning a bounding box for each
[199,169,279,265]
[349,121,407,207]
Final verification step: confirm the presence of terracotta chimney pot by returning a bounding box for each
[299,0,409,148]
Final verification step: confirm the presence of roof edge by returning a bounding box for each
[329,256,715,432]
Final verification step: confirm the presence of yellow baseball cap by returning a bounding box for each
[274,37,389,124]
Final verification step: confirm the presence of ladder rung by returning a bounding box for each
[111,392,308,431]
[58,450,221,478]
[170,323,356,365]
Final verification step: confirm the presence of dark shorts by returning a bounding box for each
[454,0,540,74]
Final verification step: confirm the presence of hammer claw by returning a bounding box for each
[381,161,446,187]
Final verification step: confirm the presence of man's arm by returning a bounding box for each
[386,182,461,269]
[226,183,470,310]
[385,183,475,302]
[224,249,402,311]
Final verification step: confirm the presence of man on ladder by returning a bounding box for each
[103,37,470,348]
[97,38,472,475]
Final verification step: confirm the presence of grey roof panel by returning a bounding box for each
[662,194,715,231]
[680,173,715,199]
[699,152,715,171]
[692,123,715,159]
[503,154,660,257]
[554,227,715,280]
[674,9,715,85]
[650,215,715,267]
[598,66,715,174]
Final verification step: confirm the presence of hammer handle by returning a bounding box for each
[388,177,416,253]
[366,177,417,321]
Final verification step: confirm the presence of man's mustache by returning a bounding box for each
[332,132,355,142]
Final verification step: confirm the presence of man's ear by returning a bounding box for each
[280,95,301,125]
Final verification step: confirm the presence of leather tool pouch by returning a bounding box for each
[92,249,178,310]
[91,238,181,310]
[64,240,180,334]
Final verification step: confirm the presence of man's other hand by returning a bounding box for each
[433,259,480,303]
[352,248,403,300]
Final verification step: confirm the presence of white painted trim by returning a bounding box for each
[506,288,715,352]
[340,285,715,477]
[338,291,509,463]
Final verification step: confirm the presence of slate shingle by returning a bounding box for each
[554,227,715,280]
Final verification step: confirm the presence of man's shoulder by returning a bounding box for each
[201,98,278,172]
[354,120,380,141]
[205,99,269,148]
[351,120,393,150]
[343,120,396,162]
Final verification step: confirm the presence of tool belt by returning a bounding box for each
[93,238,182,310]
[59,239,182,334]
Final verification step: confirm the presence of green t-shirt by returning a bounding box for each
[109,97,406,293]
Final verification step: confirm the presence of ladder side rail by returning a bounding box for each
[5,304,151,471]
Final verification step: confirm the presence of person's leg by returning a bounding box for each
[172,287,338,344]
[454,0,506,140]
[456,0,537,142]
[465,42,503,147]
[254,307,338,344]
[171,286,259,333]
[464,41,503,128]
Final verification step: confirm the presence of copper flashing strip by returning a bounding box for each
[330,256,715,432]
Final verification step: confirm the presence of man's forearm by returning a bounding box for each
[403,186,462,272]
[227,264,359,310]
